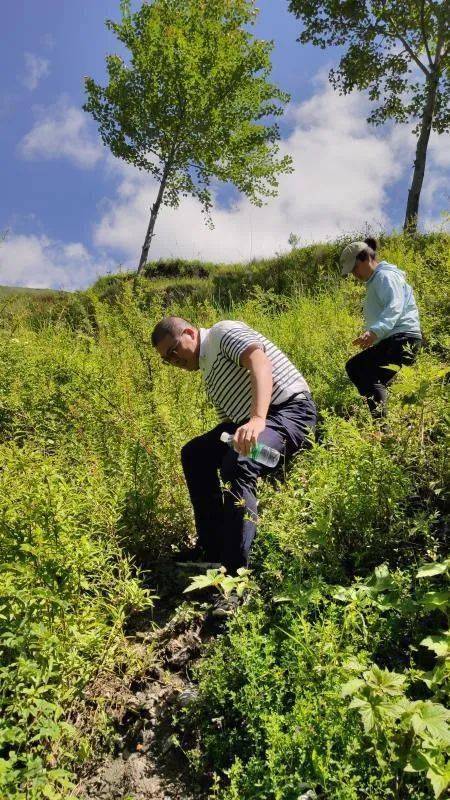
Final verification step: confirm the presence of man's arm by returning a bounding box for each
[233,345,273,456]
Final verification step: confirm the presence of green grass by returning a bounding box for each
[0,285,66,296]
[0,231,448,799]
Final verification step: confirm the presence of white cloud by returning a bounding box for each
[94,77,409,265]
[21,53,50,91]
[421,131,450,227]
[94,77,449,267]
[7,73,448,291]
[0,233,113,291]
[428,131,450,170]
[18,96,103,169]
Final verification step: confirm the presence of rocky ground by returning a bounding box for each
[74,562,219,800]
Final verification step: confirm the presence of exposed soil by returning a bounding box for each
[74,561,220,800]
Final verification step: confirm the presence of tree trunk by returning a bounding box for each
[136,159,173,274]
[403,70,439,232]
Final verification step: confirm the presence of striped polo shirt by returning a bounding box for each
[199,321,310,423]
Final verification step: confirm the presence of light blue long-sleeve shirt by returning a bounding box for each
[363,261,422,342]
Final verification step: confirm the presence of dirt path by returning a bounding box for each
[75,562,218,800]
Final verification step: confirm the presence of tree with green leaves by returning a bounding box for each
[288,0,450,231]
[84,0,292,273]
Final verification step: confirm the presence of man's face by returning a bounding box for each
[155,328,199,371]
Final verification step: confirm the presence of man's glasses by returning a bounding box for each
[161,336,182,365]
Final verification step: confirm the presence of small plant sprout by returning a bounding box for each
[183,567,253,598]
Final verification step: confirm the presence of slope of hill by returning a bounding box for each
[0,232,448,800]
[0,285,66,295]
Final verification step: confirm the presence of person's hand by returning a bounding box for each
[353,330,377,350]
[233,416,266,456]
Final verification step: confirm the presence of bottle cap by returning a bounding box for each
[220,432,232,443]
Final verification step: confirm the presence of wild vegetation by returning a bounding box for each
[0,231,448,799]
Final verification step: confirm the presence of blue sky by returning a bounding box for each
[1,0,449,289]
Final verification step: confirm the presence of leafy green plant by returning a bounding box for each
[184,567,253,598]
[338,559,449,798]
[342,665,450,798]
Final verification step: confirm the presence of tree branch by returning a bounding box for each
[418,0,433,67]
[374,2,429,76]
[434,7,448,67]
[384,14,430,76]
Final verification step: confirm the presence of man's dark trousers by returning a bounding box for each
[181,394,317,574]
[345,333,422,418]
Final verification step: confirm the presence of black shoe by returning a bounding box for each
[175,550,222,571]
[178,685,199,708]
[210,593,240,618]
[176,561,223,570]
[172,543,205,563]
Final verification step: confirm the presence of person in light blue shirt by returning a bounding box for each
[340,237,422,420]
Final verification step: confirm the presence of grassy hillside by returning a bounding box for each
[0,286,65,295]
[0,232,448,799]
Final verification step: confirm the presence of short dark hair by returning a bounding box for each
[151,316,194,347]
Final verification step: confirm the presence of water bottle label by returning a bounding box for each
[250,443,261,459]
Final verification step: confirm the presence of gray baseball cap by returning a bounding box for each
[340,241,369,276]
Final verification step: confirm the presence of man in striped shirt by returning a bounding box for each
[152,316,317,575]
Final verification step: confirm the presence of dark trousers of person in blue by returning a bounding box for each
[181,394,317,574]
[345,333,422,419]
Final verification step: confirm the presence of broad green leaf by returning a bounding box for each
[332,586,350,601]
[379,700,409,721]
[419,663,450,690]
[404,751,431,773]
[364,664,406,695]
[183,569,223,593]
[420,633,449,658]
[374,593,398,610]
[416,561,449,578]
[236,582,248,598]
[421,590,450,609]
[427,764,450,798]
[341,678,364,697]
[42,786,61,800]
[349,697,376,733]
[411,703,450,742]
[221,576,238,596]
[421,704,450,742]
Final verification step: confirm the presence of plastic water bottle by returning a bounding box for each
[220,432,280,467]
